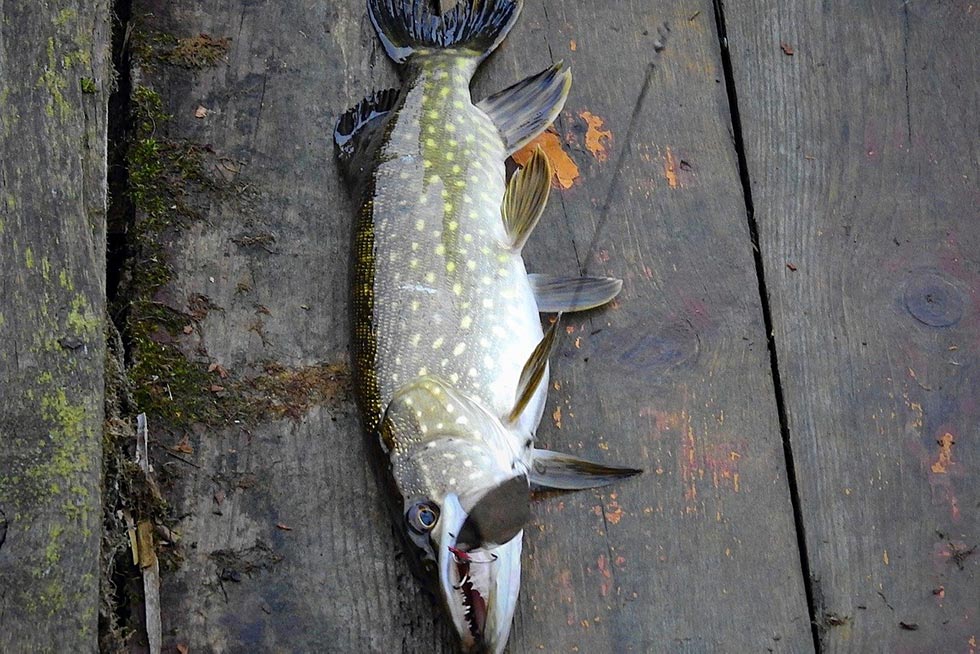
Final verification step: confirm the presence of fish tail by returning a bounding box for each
[367,0,522,64]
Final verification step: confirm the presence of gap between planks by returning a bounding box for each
[710,1,822,650]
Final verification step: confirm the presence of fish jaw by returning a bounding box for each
[435,494,522,653]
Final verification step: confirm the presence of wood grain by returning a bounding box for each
[724,1,979,650]
[128,0,811,651]
[0,1,110,651]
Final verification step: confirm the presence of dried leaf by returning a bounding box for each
[208,362,229,379]
[780,42,795,56]
[275,523,293,531]
[172,435,194,454]
[195,105,209,118]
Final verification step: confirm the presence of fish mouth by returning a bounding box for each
[436,494,522,653]
[450,546,491,644]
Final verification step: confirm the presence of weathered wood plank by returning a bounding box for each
[127,1,811,651]
[0,2,110,651]
[724,1,979,649]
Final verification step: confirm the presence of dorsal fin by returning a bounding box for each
[334,88,400,184]
[477,62,572,155]
[502,146,551,250]
[505,314,562,425]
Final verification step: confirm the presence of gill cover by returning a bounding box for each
[381,375,530,547]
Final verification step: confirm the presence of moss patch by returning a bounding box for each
[163,34,231,68]
[121,85,351,434]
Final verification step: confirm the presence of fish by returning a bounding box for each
[335,1,641,651]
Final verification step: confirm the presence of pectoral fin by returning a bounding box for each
[529,274,623,313]
[530,449,643,490]
[505,315,562,425]
[502,146,551,250]
[477,62,572,155]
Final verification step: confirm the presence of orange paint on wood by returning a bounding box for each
[930,432,955,474]
[604,495,624,524]
[597,554,612,597]
[664,146,679,188]
[580,111,612,162]
[512,129,580,189]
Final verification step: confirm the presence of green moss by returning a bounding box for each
[62,49,91,69]
[122,85,225,431]
[67,294,99,335]
[25,246,34,268]
[162,33,231,69]
[80,77,97,94]
[37,37,71,121]
[54,8,77,28]
[46,525,65,565]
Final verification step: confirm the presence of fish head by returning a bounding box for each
[380,375,531,652]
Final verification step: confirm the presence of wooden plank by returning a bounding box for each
[724,1,979,650]
[127,1,811,651]
[0,2,110,651]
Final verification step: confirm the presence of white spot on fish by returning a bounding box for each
[432,337,444,349]
[453,343,466,356]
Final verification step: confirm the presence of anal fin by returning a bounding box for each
[477,62,572,155]
[503,146,551,250]
[334,89,400,183]
[505,314,562,425]
[529,274,623,313]
[530,449,642,490]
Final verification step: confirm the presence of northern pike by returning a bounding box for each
[335,1,641,651]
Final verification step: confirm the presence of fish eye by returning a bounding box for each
[407,501,440,533]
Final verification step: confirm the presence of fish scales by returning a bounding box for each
[359,54,544,440]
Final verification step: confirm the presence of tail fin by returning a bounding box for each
[368,0,522,64]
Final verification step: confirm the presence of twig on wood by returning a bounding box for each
[135,413,163,654]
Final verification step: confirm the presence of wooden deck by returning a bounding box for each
[0,1,976,652]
